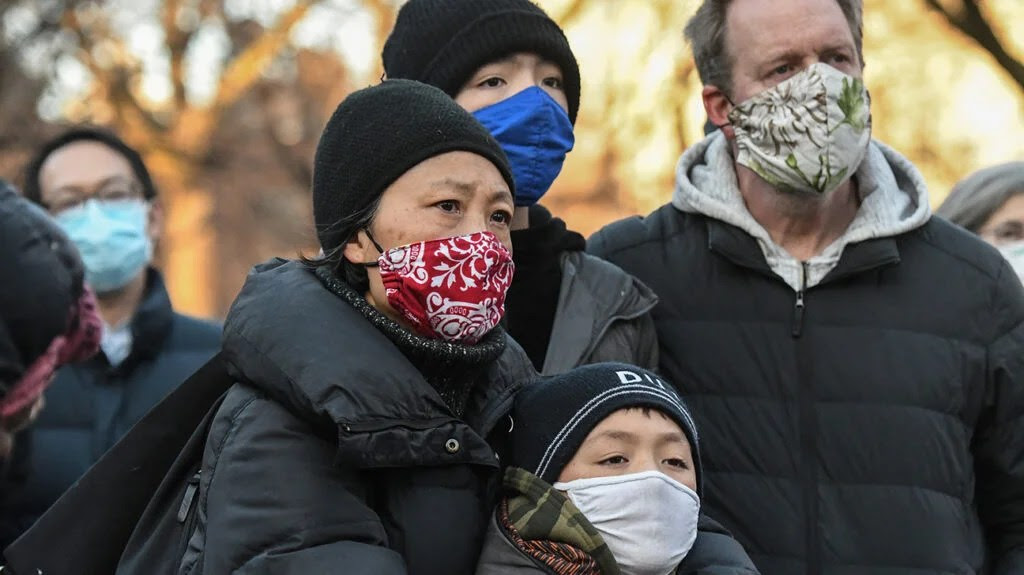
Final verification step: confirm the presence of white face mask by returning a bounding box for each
[728,63,872,197]
[553,471,700,575]
[998,241,1024,284]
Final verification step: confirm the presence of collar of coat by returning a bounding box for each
[94,267,174,373]
[221,258,535,469]
[671,131,931,292]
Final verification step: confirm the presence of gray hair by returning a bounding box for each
[936,162,1024,234]
[684,0,864,97]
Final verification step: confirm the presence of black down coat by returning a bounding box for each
[590,209,1024,575]
[176,259,536,575]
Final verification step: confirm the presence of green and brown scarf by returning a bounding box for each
[499,467,620,575]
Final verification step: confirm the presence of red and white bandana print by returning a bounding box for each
[377,231,514,344]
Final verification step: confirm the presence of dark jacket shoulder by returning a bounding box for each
[165,312,221,352]
[542,251,658,374]
[587,205,689,259]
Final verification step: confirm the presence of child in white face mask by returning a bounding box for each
[476,362,758,575]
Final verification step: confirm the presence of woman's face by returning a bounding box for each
[343,151,514,322]
[979,193,1024,247]
[454,52,568,114]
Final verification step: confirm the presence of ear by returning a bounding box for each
[342,229,372,267]
[146,200,164,250]
[702,84,735,140]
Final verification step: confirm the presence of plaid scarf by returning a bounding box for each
[499,467,620,575]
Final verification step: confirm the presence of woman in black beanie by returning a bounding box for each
[383,0,658,376]
[160,80,536,574]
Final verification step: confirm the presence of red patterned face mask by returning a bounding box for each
[364,230,515,344]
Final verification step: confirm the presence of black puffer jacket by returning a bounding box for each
[178,259,536,574]
[590,209,1024,575]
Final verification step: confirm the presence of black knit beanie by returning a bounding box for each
[511,362,703,494]
[313,79,514,253]
[0,181,84,391]
[382,0,581,124]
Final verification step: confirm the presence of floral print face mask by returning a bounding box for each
[728,63,871,196]
[364,230,514,344]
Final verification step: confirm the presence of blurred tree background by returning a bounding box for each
[1,0,1022,318]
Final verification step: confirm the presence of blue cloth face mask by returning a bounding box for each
[472,87,575,207]
[56,199,152,294]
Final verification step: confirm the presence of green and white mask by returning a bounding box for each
[728,63,871,196]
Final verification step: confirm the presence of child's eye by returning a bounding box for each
[664,458,690,469]
[542,77,563,90]
[599,456,628,465]
[478,77,505,89]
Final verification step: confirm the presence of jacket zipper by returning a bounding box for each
[794,262,820,573]
[177,470,201,523]
[792,286,806,338]
[176,469,202,562]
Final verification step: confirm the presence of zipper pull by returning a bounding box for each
[177,470,202,523]
[792,262,809,338]
[792,291,805,338]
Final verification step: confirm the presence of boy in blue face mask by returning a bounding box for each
[383,0,659,376]
[0,128,222,549]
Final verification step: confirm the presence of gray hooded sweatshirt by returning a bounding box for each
[671,131,932,290]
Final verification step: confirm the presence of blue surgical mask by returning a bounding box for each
[472,87,575,207]
[56,199,152,294]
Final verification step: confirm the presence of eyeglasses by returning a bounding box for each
[49,181,144,214]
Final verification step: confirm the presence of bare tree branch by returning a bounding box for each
[60,8,167,134]
[922,0,1024,94]
[162,0,190,114]
[556,0,589,27]
[210,1,314,115]
[254,84,314,187]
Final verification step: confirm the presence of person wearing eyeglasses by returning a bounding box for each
[0,127,221,548]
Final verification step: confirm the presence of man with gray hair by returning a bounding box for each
[589,0,1024,573]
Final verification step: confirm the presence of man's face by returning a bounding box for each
[38,141,162,248]
[705,0,862,128]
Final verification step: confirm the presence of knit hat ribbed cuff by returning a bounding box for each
[312,80,514,253]
[418,11,581,124]
[510,362,703,494]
